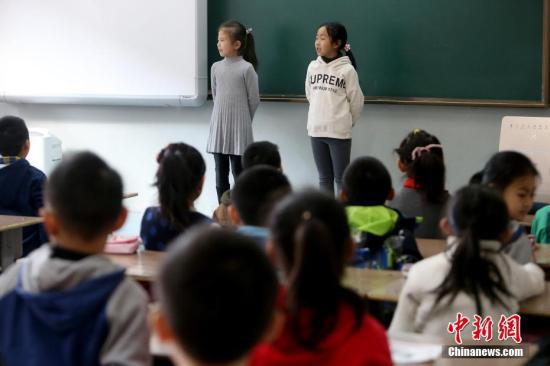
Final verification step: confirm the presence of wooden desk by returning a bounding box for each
[0,215,43,271]
[418,239,550,271]
[534,244,550,266]
[105,250,165,282]
[344,268,550,317]
[107,250,550,317]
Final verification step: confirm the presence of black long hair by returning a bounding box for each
[395,129,447,204]
[270,190,364,349]
[155,143,205,229]
[319,22,357,69]
[220,20,258,70]
[433,185,512,316]
[481,151,539,191]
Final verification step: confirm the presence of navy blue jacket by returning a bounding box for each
[140,206,213,251]
[0,268,125,366]
[0,159,47,255]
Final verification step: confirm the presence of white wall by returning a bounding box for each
[2,101,550,234]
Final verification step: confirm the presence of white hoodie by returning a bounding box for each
[305,56,364,139]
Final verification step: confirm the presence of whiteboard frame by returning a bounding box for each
[0,0,207,107]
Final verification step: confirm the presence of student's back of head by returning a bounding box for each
[155,142,206,228]
[342,156,392,206]
[395,129,446,204]
[269,190,364,348]
[155,227,277,365]
[0,115,29,157]
[231,166,291,227]
[242,141,282,170]
[435,185,511,315]
[0,151,151,366]
[45,151,123,241]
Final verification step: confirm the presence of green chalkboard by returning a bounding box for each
[208,0,548,106]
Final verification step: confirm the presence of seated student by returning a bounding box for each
[152,227,278,366]
[140,143,212,251]
[340,156,420,269]
[230,166,291,248]
[250,191,392,366]
[531,204,550,244]
[0,115,47,255]
[390,129,449,239]
[389,185,544,341]
[482,151,539,264]
[0,151,150,366]
[242,141,283,171]
[213,141,283,226]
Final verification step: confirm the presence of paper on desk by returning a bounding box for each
[390,339,441,364]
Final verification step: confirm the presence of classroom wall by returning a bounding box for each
[2,101,550,234]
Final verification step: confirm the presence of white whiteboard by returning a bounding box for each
[500,116,550,203]
[0,0,207,107]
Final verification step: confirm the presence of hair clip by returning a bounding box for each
[413,128,423,134]
[246,27,253,35]
[411,144,443,161]
[344,43,351,52]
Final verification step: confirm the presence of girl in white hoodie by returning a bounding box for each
[389,185,544,342]
[306,22,364,195]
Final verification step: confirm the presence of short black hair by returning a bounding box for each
[482,151,539,191]
[157,227,277,364]
[45,151,123,240]
[242,141,281,170]
[232,166,291,226]
[0,115,29,156]
[342,156,392,206]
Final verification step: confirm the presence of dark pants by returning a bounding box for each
[213,153,243,202]
[311,137,351,195]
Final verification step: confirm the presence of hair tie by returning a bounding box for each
[301,211,312,221]
[413,128,423,134]
[344,43,351,52]
[246,27,253,35]
[411,144,442,161]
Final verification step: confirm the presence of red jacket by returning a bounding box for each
[250,301,392,366]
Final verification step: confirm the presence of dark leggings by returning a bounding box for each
[311,137,351,195]
[213,153,243,202]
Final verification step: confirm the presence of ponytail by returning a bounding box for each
[433,186,512,316]
[320,22,358,69]
[287,219,341,348]
[395,129,447,204]
[412,149,446,204]
[243,31,258,70]
[271,191,364,349]
[220,20,259,70]
[155,143,205,229]
[344,49,357,69]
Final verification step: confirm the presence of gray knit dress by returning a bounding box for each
[207,56,260,156]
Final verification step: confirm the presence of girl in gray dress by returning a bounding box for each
[207,20,260,202]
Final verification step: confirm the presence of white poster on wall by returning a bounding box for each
[500,116,550,203]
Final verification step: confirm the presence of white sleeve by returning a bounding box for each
[210,64,217,100]
[245,65,260,120]
[345,68,364,124]
[305,66,312,102]
[509,261,545,301]
[389,268,422,334]
[101,279,151,366]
